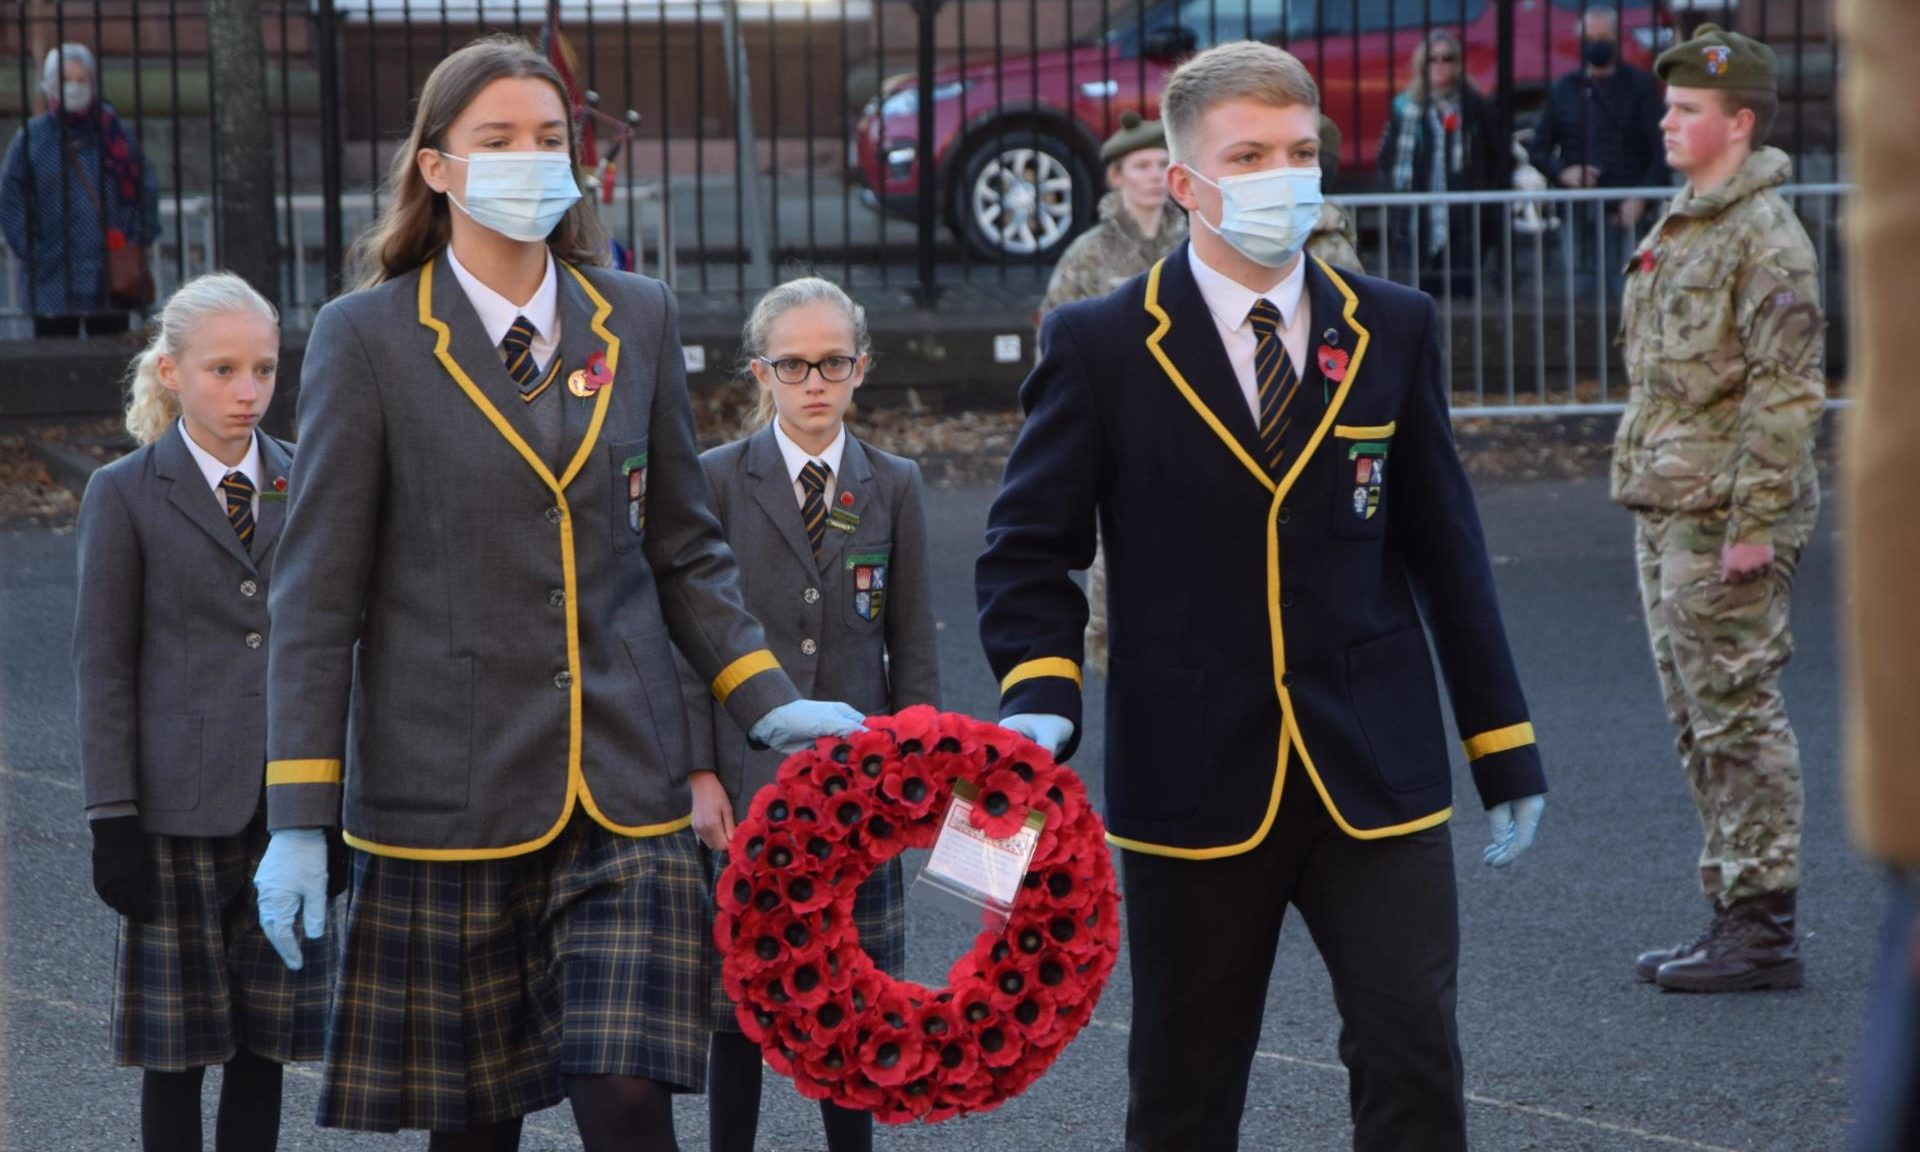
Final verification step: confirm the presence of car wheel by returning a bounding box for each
[953,130,1091,261]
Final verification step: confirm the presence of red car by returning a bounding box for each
[854,0,1672,260]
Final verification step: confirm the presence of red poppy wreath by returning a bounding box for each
[714,705,1121,1124]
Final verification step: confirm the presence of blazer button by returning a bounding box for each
[1281,592,1295,609]
[548,588,566,608]
[244,631,264,650]
[1276,506,1292,525]
[1281,672,1294,688]
[545,506,563,524]
[240,579,259,598]
[801,639,818,656]
[554,670,573,690]
[803,587,820,605]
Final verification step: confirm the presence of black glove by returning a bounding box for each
[325,827,353,900]
[90,815,154,921]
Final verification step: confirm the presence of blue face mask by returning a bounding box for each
[1187,165,1323,269]
[438,150,581,243]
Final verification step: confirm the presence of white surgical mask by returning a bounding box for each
[61,82,91,114]
[1186,165,1323,269]
[438,151,581,243]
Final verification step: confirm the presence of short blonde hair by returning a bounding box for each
[124,273,279,445]
[1160,41,1320,164]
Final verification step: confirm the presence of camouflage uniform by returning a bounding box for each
[1613,145,1825,902]
[1308,200,1364,272]
[1040,189,1187,677]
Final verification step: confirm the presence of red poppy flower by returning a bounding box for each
[585,349,613,388]
[105,227,127,252]
[839,489,856,508]
[1639,248,1658,273]
[1442,110,1460,133]
[844,729,898,792]
[969,765,1033,839]
[1317,344,1351,382]
[272,476,288,492]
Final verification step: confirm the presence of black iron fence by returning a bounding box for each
[0,0,1840,334]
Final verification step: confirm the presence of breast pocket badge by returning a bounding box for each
[1349,443,1387,521]
[622,453,648,535]
[847,550,890,621]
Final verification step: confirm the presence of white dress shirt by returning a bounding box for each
[178,418,263,518]
[772,420,846,509]
[1186,246,1311,424]
[446,244,561,370]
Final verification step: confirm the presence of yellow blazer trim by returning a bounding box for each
[265,759,342,787]
[1113,259,1450,858]
[1463,721,1537,761]
[1142,258,1276,494]
[1333,422,1397,439]
[712,649,782,706]
[999,656,1083,696]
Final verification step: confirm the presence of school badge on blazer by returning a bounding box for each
[621,452,648,535]
[847,549,889,621]
[1348,441,1387,521]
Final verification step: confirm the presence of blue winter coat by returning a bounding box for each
[0,109,161,316]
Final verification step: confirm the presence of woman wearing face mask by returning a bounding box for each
[251,35,861,1151]
[1376,30,1507,299]
[0,43,161,337]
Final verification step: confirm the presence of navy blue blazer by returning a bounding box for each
[976,244,1546,856]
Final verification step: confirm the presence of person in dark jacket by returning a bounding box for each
[1376,28,1509,298]
[1527,5,1670,296]
[0,43,161,336]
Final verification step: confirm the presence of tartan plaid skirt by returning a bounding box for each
[112,820,332,1072]
[317,816,710,1134]
[708,853,907,1033]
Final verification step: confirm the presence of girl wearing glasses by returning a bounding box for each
[682,276,941,1152]
[1376,28,1509,298]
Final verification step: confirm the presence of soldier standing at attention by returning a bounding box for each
[1616,25,1824,993]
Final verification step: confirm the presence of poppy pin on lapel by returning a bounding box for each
[568,350,614,398]
[1317,344,1350,383]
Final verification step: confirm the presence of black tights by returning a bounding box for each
[428,1118,524,1152]
[708,1029,873,1152]
[139,1046,284,1152]
[424,1075,680,1152]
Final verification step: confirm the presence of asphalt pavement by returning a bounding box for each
[0,472,1870,1151]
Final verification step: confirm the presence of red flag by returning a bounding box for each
[540,1,597,167]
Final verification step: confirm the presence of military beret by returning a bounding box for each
[1656,23,1777,92]
[1101,111,1167,165]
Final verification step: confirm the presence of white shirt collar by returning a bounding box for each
[177,419,262,497]
[772,420,847,485]
[1188,245,1308,334]
[445,244,558,350]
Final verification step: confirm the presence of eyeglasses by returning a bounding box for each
[758,354,860,385]
[1429,53,1459,64]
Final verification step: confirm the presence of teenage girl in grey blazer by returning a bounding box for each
[72,272,329,1152]
[686,277,942,1152]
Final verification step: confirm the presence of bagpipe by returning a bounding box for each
[540,1,644,269]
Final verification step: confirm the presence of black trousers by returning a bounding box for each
[1120,775,1465,1152]
[34,311,130,338]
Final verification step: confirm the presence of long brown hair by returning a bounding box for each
[351,34,607,289]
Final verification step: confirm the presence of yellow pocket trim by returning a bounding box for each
[999,657,1083,696]
[712,649,781,705]
[1463,722,1537,761]
[266,759,342,787]
[1333,422,1397,439]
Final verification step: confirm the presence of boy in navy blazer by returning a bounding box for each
[977,42,1547,1151]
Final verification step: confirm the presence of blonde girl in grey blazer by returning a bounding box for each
[72,272,330,1152]
[248,36,861,1151]
[687,277,942,1152]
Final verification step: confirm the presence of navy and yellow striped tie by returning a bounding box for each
[1248,299,1298,476]
[222,471,255,547]
[501,314,557,402]
[799,459,831,559]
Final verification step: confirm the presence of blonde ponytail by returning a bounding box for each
[124,272,279,445]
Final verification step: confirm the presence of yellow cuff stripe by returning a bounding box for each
[712,650,781,705]
[1333,422,1397,439]
[999,657,1083,696]
[266,759,343,787]
[1463,722,1536,762]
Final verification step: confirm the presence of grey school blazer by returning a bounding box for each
[264,254,800,859]
[73,425,295,837]
[681,427,941,822]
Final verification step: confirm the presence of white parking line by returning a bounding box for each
[1082,1017,1746,1152]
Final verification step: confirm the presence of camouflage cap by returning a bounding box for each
[1100,111,1167,165]
[1656,23,1777,91]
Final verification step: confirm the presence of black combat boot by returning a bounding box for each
[1655,892,1804,992]
[1633,903,1727,983]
